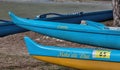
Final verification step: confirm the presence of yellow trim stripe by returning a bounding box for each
[32,56,120,70]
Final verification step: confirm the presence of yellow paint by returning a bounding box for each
[93,50,111,59]
[32,56,120,70]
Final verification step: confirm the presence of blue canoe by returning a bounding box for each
[0,10,112,37]
[0,20,28,37]
[37,10,113,23]
[24,36,120,70]
[9,12,120,49]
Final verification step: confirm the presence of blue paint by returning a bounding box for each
[9,12,120,49]
[24,36,120,62]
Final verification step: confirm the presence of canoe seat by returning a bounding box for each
[37,13,64,18]
[81,20,107,29]
[81,20,87,25]
[108,27,120,31]
[36,12,83,19]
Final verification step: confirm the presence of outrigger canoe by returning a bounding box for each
[0,10,112,37]
[24,36,120,70]
[37,10,113,23]
[0,19,28,37]
[9,12,120,49]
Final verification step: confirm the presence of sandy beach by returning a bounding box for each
[0,1,113,70]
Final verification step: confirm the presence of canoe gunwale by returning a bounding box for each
[17,24,120,36]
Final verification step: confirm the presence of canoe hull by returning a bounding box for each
[20,24,120,49]
[9,12,120,49]
[0,25,28,37]
[0,20,28,37]
[24,36,120,62]
[32,55,120,70]
[38,10,113,23]
[24,37,120,70]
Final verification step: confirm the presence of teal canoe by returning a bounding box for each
[24,36,120,70]
[9,12,120,49]
[0,10,112,37]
